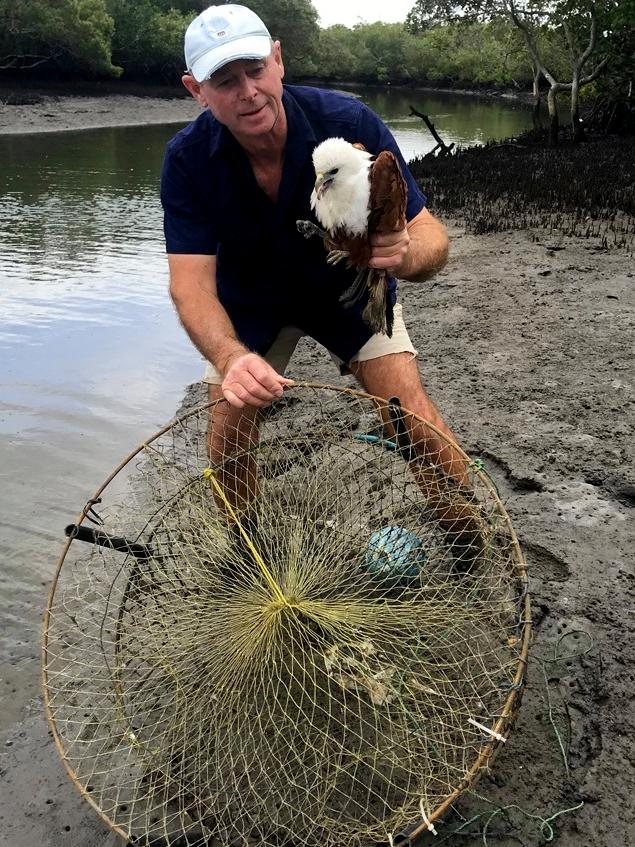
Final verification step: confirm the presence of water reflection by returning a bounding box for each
[1,127,169,277]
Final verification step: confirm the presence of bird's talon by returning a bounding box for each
[296,220,326,240]
[326,249,349,266]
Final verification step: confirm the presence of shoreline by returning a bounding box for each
[3,223,634,847]
[0,79,531,136]
[322,78,532,104]
[0,90,201,135]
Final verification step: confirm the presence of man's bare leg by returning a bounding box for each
[350,353,483,571]
[349,352,468,483]
[207,384,260,518]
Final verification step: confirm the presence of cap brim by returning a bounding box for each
[190,35,272,83]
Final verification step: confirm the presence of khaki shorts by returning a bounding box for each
[203,302,417,384]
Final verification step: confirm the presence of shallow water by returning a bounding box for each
[0,90,532,722]
[0,124,198,720]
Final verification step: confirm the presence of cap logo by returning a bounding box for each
[216,30,226,37]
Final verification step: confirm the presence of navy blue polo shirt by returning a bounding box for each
[161,85,426,362]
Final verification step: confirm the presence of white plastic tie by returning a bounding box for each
[419,798,438,835]
[468,717,507,743]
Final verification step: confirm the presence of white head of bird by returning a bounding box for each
[310,138,373,235]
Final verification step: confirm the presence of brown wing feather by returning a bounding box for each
[368,150,407,234]
[323,145,405,265]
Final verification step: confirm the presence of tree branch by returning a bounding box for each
[577,3,599,72]
[505,2,556,87]
[0,53,52,70]
[580,56,609,85]
[409,105,454,154]
[561,19,577,64]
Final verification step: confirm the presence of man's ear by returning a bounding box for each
[182,74,208,107]
[272,40,285,79]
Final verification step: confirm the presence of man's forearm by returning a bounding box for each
[396,209,449,283]
[168,254,292,408]
[177,293,247,374]
[169,260,248,375]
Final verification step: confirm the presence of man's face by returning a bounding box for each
[196,43,285,139]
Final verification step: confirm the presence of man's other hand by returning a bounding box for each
[221,352,294,408]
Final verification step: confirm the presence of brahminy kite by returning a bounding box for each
[297,137,407,337]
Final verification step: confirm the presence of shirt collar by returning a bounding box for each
[207,111,235,159]
[281,86,318,153]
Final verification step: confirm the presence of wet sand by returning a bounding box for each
[0,89,200,134]
[1,94,633,846]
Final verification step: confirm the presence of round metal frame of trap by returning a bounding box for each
[42,383,532,847]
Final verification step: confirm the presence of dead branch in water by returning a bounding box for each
[409,105,455,157]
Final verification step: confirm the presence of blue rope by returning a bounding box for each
[353,433,398,451]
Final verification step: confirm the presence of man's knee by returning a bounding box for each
[351,352,423,398]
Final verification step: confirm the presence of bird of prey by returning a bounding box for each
[297,137,407,337]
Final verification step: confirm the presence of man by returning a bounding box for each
[162,4,469,513]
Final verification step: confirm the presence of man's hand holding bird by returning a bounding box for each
[368,226,411,276]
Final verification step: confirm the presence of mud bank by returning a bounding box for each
[0,88,199,135]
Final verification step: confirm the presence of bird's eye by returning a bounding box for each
[330,168,339,175]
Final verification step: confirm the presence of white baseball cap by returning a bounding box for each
[185,4,272,83]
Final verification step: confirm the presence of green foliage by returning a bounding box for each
[406,0,632,93]
[107,0,190,78]
[107,0,321,80]
[0,0,320,80]
[244,0,320,78]
[357,23,414,83]
[317,25,364,80]
[313,16,564,86]
[404,0,633,136]
[0,0,120,75]
[2,0,628,96]
[318,22,415,83]
[405,1,467,33]
[596,0,635,94]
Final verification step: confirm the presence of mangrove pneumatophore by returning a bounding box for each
[410,135,634,250]
[43,383,531,847]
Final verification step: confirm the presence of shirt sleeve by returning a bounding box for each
[355,103,427,222]
[160,146,218,255]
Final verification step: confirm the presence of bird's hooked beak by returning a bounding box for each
[314,171,334,199]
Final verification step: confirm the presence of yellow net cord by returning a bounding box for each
[203,467,288,606]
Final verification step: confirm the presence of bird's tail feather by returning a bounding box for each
[385,285,394,337]
[362,270,393,337]
[340,267,393,338]
[339,266,370,308]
